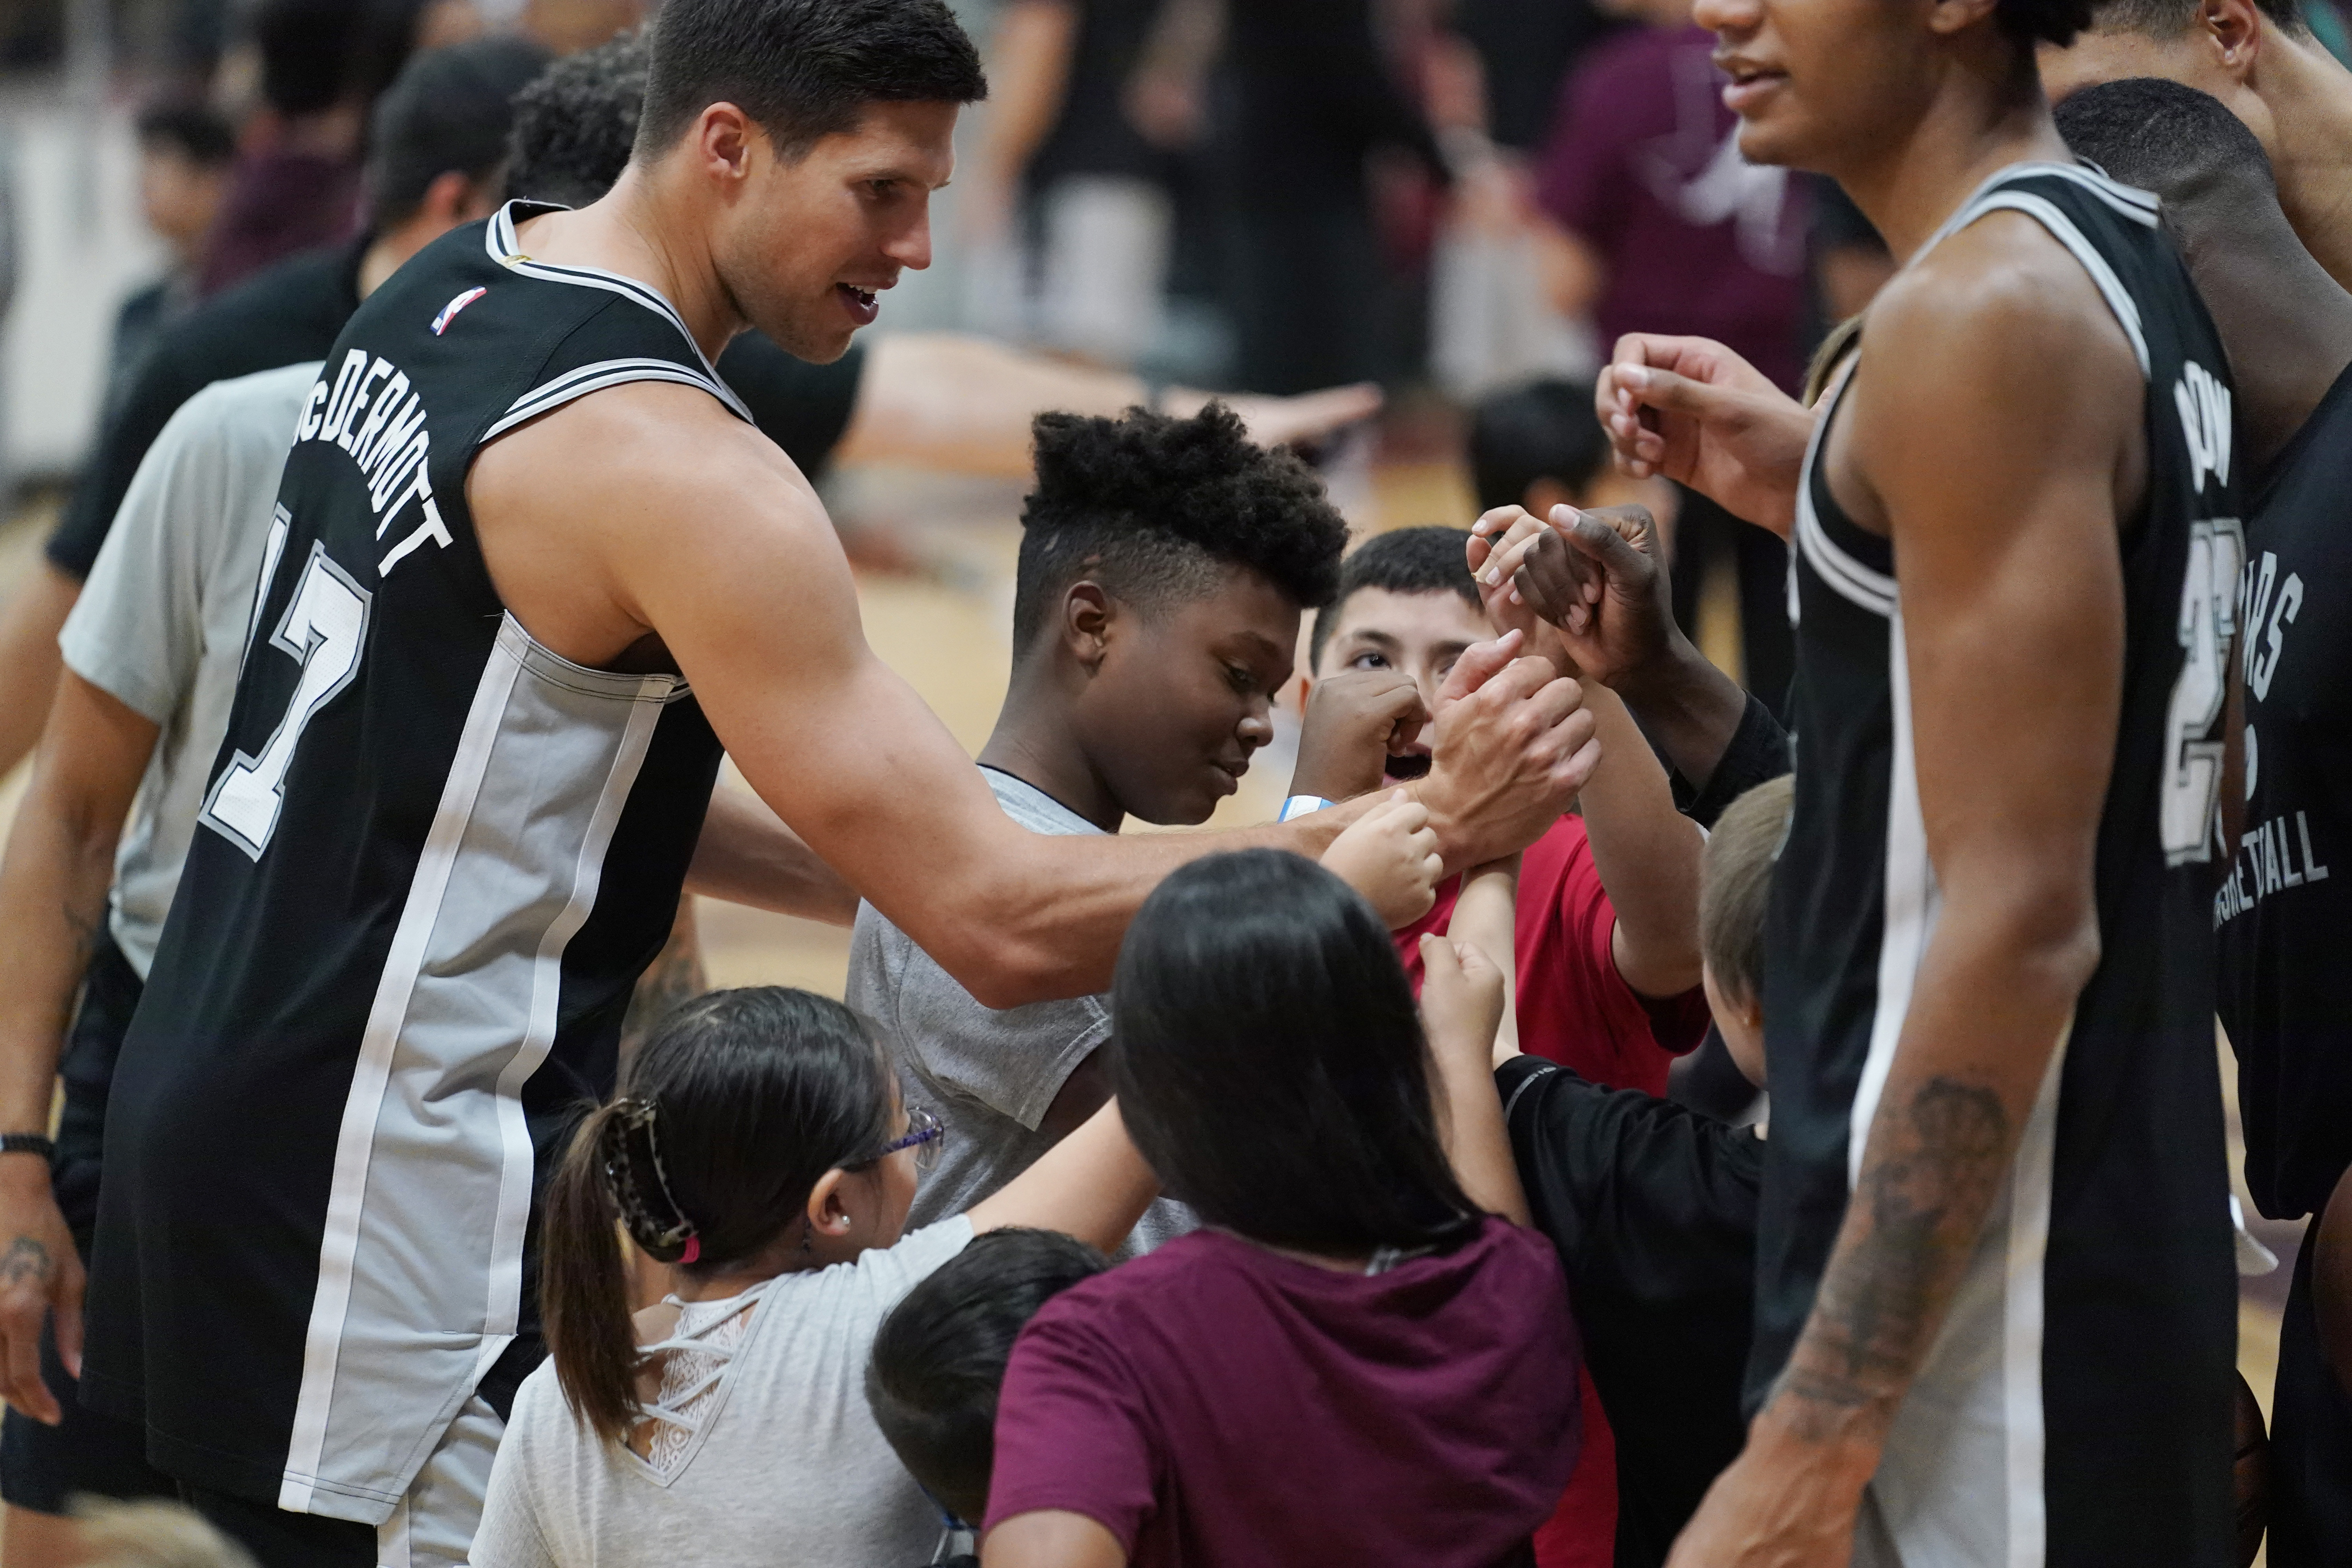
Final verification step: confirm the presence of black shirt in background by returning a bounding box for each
[49,236,866,583]
[1497,1054,1760,1568]
[1027,0,1166,189]
[49,237,370,581]
[2218,358,2352,1221]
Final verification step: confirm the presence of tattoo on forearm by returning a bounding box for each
[62,900,100,968]
[0,1238,51,1292]
[619,921,708,1062]
[1773,1077,2009,1438]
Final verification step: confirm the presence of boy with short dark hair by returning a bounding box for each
[1491,775,1789,1568]
[848,403,1373,1257]
[866,1229,1111,1566]
[1307,526,1710,1096]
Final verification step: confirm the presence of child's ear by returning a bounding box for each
[1061,582,1116,670]
[806,1168,856,1236]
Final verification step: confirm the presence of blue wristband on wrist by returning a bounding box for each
[1278,795,1334,822]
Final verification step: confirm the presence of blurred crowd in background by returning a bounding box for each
[0,0,2347,695]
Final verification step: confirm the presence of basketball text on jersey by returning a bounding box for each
[295,350,453,578]
[2215,810,2332,926]
[2217,544,2327,927]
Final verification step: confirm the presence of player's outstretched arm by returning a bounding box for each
[1666,220,2145,1567]
[0,673,157,1423]
[477,386,1590,1009]
[834,332,1381,479]
[1598,334,1815,535]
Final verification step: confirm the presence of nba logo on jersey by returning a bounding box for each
[432,287,488,336]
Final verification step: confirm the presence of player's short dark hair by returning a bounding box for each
[866,1229,1110,1526]
[368,37,551,231]
[2084,0,2308,38]
[1307,526,1479,672]
[1113,850,1483,1253]
[636,0,986,161]
[1993,0,2100,44]
[134,99,234,167]
[506,29,649,207]
[1012,403,1348,654]
[2054,77,2277,205]
[1700,775,1793,1010]
[1469,379,1606,514]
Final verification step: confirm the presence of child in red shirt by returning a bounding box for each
[1297,525,1709,1568]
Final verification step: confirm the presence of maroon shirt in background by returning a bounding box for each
[197,151,363,299]
[1536,24,1811,393]
[987,1218,1582,1568]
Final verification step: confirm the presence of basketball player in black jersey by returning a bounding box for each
[2058,78,2352,1568]
[82,2,1595,1563]
[1521,0,2249,1560]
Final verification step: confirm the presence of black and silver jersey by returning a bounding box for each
[86,203,748,1522]
[1757,164,2241,1567]
[2218,360,2352,1223]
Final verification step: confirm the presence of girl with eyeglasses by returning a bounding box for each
[468,985,1158,1568]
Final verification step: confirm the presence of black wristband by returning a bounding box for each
[0,1134,55,1163]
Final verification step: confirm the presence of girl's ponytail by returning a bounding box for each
[537,987,894,1446]
[542,1101,641,1443]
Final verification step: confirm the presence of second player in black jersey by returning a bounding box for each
[2055,77,2352,1568]
[1582,0,2244,1557]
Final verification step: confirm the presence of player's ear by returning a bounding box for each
[2198,0,2262,79]
[692,102,758,187]
[1926,0,2003,40]
[1061,581,1116,671]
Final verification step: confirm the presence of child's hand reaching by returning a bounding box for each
[1320,790,1443,927]
[1292,668,1428,801]
[1417,931,1506,1068]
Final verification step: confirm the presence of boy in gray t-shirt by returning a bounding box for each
[849,404,1392,1256]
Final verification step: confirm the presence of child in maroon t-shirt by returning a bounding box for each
[985,849,1578,1567]
[1297,524,1710,1568]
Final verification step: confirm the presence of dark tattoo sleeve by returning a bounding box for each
[1773,1076,2009,1435]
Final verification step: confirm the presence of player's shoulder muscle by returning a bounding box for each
[1857,211,2141,476]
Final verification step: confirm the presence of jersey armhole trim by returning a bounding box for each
[1954,191,2152,379]
[481,360,746,445]
[484,203,756,426]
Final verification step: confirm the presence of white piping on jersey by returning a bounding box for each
[484,202,755,426]
[2002,1037,2067,1568]
[480,647,667,1352]
[483,360,744,445]
[1840,605,2068,1568]
[1847,610,1940,1190]
[1915,161,2157,262]
[1794,356,1896,619]
[279,627,530,1516]
[1969,192,2151,378]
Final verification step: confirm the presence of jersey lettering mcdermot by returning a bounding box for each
[85,204,751,1527]
[1758,164,2242,1568]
